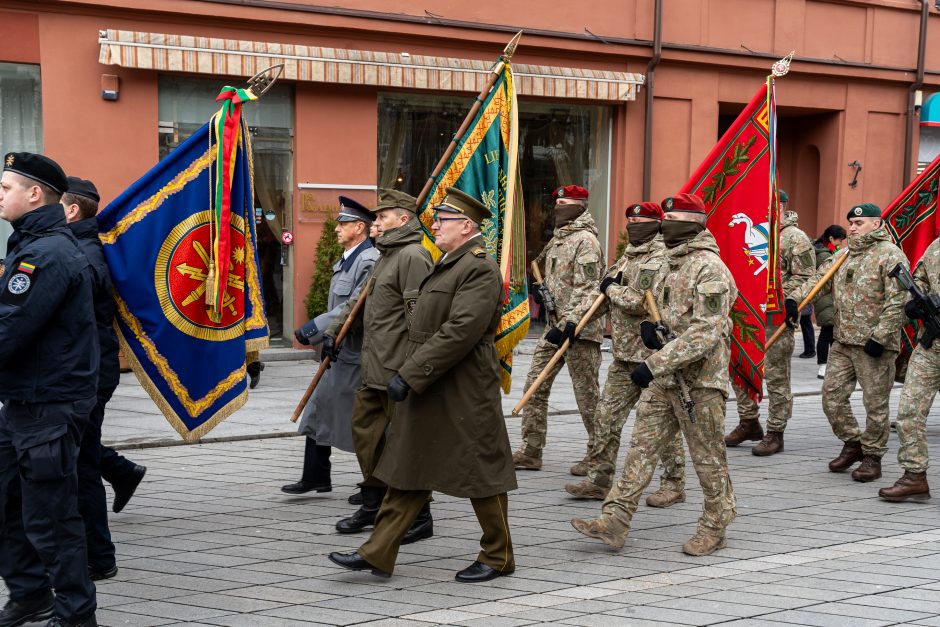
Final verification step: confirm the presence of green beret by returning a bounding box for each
[846,202,881,220]
[436,187,490,225]
[779,189,789,203]
[375,188,418,213]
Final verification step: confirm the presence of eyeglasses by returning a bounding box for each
[431,211,467,225]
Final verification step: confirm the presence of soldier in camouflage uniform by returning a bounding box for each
[794,203,907,482]
[564,202,686,506]
[571,193,737,557]
[879,237,940,502]
[514,185,605,473]
[725,205,816,456]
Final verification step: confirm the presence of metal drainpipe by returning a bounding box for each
[642,0,663,201]
[903,0,930,186]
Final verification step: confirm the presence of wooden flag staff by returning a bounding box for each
[766,253,847,350]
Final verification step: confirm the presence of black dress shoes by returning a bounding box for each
[335,507,377,533]
[281,480,332,495]
[0,591,54,627]
[348,490,363,505]
[112,464,147,513]
[455,560,512,583]
[328,552,390,578]
[88,565,118,581]
[402,504,433,545]
[41,614,99,626]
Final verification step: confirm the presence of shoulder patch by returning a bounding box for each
[0,266,40,306]
[471,246,487,258]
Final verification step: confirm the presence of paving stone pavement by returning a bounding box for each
[5,334,940,626]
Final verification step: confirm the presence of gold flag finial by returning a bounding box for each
[771,51,795,77]
[503,31,523,59]
[247,64,284,98]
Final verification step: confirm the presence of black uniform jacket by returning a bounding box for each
[0,204,99,403]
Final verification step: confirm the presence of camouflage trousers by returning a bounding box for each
[584,360,685,491]
[896,345,940,472]
[520,338,601,459]
[602,384,735,535]
[822,341,895,458]
[735,323,793,432]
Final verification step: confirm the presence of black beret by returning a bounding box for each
[337,195,376,224]
[66,176,100,203]
[3,152,68,194]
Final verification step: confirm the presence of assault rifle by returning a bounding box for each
[889,262,940,349]
[530,261,557,324]
[643,290,696,423]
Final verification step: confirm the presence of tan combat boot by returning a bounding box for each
[879,471,931,502]
[752,431,784,457]
[724,420,763,447]
[512,450,542,470]
[569,460,590,476]
[565,480,609,500]
[851,455,882,482]
[828,441,863,472]
[646,488,685,508]
[570,516,628,549]
[682,529,727,556]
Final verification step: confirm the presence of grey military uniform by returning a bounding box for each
[298,239,379,452]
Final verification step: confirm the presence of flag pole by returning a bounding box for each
[765,253,847,349]
[415,31,523,208]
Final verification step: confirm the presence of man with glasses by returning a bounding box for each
[328,187,516,582]
[514,185,605,475]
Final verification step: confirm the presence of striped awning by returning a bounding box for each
[98,29,643,102]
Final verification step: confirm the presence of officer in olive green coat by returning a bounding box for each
[329,188,516,583]
[327,189,434,540]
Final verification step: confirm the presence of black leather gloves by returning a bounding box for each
[321,335,340,362]
[640,321,664,350]
[294,328,310,345]
[545,326,564,346]
[784,298,799,329]
[600,272,623,295]
[561,321,577,343]
[905,299,922,320]
[532,283,544,305]
[630,362,654,388]
[863,339,884,358]
[387,373,411,402]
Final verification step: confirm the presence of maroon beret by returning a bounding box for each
[626,201,663,220]
[553,185,589,201]
[662,193,706,214]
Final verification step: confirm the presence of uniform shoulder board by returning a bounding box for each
[471,247,487,258]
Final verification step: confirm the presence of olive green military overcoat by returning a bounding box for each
[373,236,518,499]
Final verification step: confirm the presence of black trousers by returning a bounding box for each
[817,325,835,365]
[0,398,97,623]
[301,436,331,484]
[77,389,116,572]
[800,314,815,354]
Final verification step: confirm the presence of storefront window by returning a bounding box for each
[377,93,611,267]
[0,62,43,257]
[158,75,294,339]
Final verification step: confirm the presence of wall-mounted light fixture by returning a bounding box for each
[848,160,863,188]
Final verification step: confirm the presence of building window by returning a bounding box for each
[157,75,294,339]
[0,62,42,258]
[377,93,612,265]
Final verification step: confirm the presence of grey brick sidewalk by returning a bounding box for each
[5,336,939,626]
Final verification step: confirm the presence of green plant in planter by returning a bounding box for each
[304,217,342,320]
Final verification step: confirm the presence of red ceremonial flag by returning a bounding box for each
[679,81,777,402]
[882,152,940,356]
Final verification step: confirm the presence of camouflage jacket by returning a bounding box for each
[597,236,667,363]
[778,211,816,300]
[911,237,940,351]
[645,229,737,395]
[534,212,605,343]
[795,227,907,350]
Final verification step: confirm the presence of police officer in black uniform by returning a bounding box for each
[0,153,99,627]
[63,177,146,584]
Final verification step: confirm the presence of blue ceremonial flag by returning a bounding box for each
[98,98,268,441]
